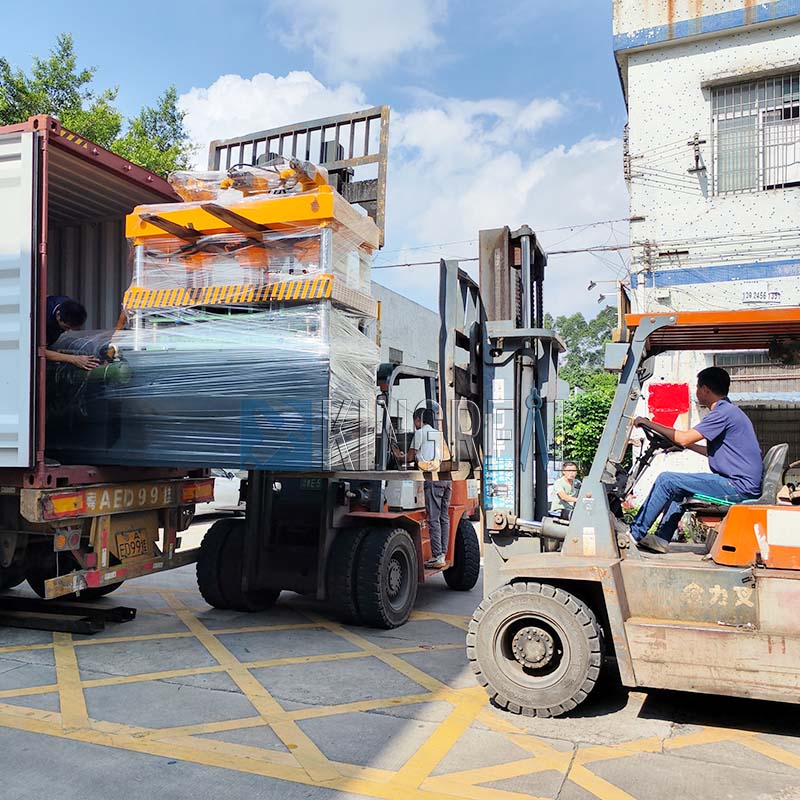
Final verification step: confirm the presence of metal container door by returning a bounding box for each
[0,131,35,467]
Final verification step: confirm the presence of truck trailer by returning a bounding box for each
[0,116,213,601]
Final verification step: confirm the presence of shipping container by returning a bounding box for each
[0,116,211,600]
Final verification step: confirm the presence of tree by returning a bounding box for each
[0,34,194,176]
[559,382,616,471]
[112,87,194,175]
[545,306,617,390]
[548,306,619,469]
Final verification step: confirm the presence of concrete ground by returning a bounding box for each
[1,516,799,800]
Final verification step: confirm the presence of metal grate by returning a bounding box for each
[208,106,390,245]
[712,71,800,194]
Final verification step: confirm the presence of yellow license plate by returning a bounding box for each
[115,529,151,559]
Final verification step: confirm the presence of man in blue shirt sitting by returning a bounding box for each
[630,366,762,553]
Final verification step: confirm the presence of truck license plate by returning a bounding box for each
[115,529,151,559]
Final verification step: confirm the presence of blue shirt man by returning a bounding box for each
[630,366,762,553]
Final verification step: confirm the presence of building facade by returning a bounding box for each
[615,0,800,312]
[614,1,800,485]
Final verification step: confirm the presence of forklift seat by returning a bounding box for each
[681,443,789,518]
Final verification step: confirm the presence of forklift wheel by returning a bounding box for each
[197,518,280,612]
[467,582,604,717]
[443,518,481,591]
[326,527,369,624]
[196,518,235,609]
[356,527,418,628]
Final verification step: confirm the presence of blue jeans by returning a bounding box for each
[631,471,755,542]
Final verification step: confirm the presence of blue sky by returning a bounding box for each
[3,0,630,314]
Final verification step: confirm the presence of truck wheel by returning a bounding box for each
[0,571,25,591]
[217,519,280,613]
[467,582,604,717]
[26,553,124,600]
[356,527,418,629]
[444,518,481,591]
[197,518,236,608]
[326,527,369,624]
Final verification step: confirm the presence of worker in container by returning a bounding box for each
[44,296,99,371]
[629,366,762,553]
[392,407,450,569]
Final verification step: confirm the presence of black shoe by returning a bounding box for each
[637,534,669,554]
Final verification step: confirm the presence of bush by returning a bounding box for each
[559,383,615,471]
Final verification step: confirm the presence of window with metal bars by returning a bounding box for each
[712,71,800,194]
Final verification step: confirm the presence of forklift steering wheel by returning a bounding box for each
[641,424,683,451]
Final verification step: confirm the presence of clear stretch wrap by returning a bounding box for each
[125,224,372,299]
[45,305,379,471]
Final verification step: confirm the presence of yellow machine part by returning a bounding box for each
[126,185,380,250]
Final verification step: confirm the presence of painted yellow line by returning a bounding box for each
[734,734,800,770]
[0,642,54,655]
[52,632,89,732]
[162,592,340,783]
[0,684,59,700]
[567,763,639,800]
[304,612,450,695]
[392,690,487,790]
[409,610,470,632]
[421,778,545,800]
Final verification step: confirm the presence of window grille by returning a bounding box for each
[712,71,800,194]
[388,347,403,364]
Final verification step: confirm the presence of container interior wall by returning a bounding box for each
[47,220,129,329]
[39,141,179,469]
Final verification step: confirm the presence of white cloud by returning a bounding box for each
[178,71,628,317]
[178,71,366,168]
[267,0,448,80]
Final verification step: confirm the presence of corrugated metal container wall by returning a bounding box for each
[47,221,129,329]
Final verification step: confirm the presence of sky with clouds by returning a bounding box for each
[3,0,630,315]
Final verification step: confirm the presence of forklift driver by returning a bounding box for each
[628,366,762,553]
[392,408,449,569]
[44,295,99,371]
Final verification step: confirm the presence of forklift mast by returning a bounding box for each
[478,226,563,527]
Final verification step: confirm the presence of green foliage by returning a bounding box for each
[559,382,615,470]
[0,34,193,176]
[548,306,620,469]
[111,87,195,175]
[545,306,617,389]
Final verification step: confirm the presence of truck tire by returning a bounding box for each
[0,571,25,591]
[443,518,481,591]
[356,527,418,629]
[326,527,369,624]
[196,518,235,609]
[217,519,280,613]
[26,553,124,600]
[467,582,604,717]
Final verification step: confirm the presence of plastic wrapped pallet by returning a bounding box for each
[45,304,379,471]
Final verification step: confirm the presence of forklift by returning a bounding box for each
[469,224,800,716]
[195,108,486,629]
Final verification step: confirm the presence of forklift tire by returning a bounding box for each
[218,520,280,613]
[326,527,369,624]
[443,518,481,591]
[356,527,418,629]
[197,518,235,609]
[467,582,604,717]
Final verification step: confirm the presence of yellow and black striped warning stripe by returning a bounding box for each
[59,129,90,149]
[123,275,334,310]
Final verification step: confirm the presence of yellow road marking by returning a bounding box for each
[52,633,89,732]
[392,689,487,790]
[162,592,339,783]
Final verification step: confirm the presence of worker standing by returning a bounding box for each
[44,296,99,371]
[392,407,449,569]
